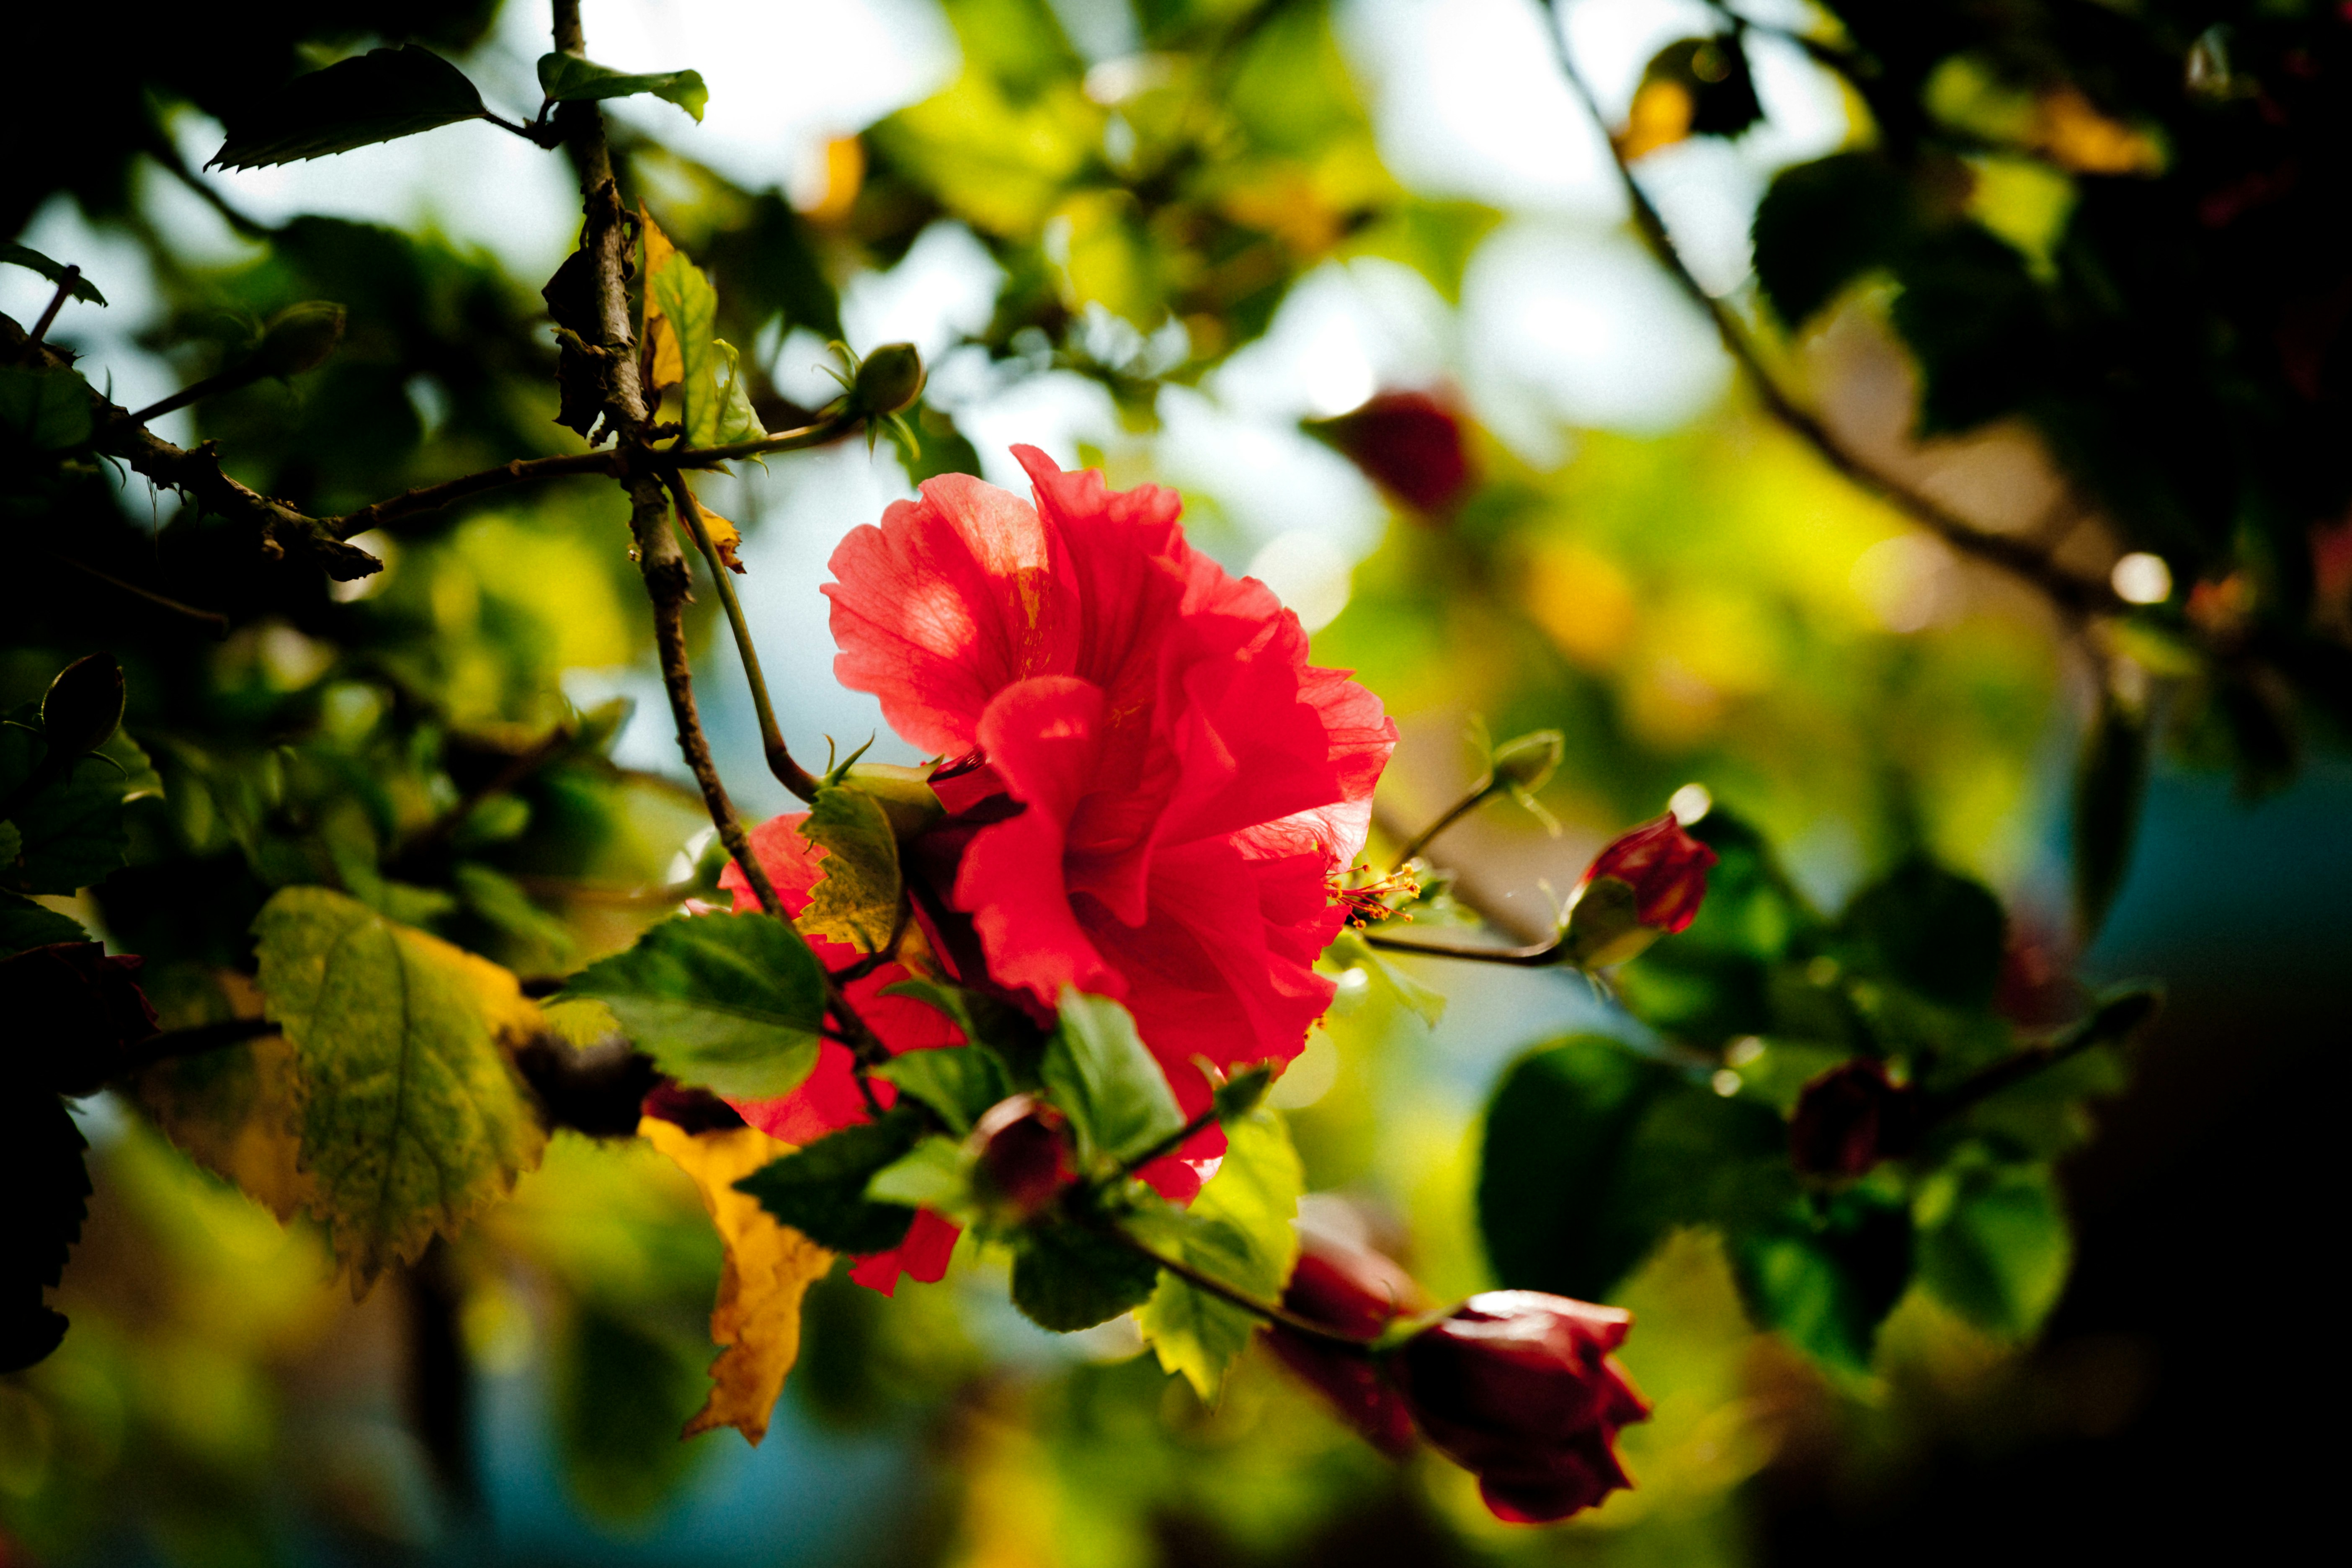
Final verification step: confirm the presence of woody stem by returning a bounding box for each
[665,474,820,801]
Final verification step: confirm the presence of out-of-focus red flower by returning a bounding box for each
[825,446,1397,1188]
[719,812,966,1295]
[1308,390,1473,514]
[1268,1231,1649,1523]
[970,1093,1076,1218]
[1395,1292,1651,1524]
[1787,1059,1922,1179]
[1583,814,1717,935]
[0,942,158,1096]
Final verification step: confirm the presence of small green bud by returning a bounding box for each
[1489,729,1564,795]
[251,301,347,378]
[852,342,925,417]
[1212,1063,1277,1121]
[843,761,945,838]
[1557,876,1655,969]
[40,654,124,761]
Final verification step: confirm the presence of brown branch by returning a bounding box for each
[0,312,380,581]
[1535,1,2122,622]
[26,268,77,347]
[48,551,229,636]
[329,452,619,538]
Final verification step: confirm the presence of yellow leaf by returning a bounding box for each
[131,1025,314,1222]
[1619,80,1694,161]
[641,1115,836,1444]
[676,484,746,573]
[641,205,684,391]
[2033,88,2163,175]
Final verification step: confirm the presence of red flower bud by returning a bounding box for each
[1394,1292,1650,1524]
[1267,1231,1427,1455]
[1267,1234,1650,1522]
[1787,1059,1921,1179]
[1307,390,1473,514]
[971,1093,1075,1217]
[1582,814,1717,935]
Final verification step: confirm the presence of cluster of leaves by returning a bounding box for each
[1476,807,2153,1371]
[1627,2,2352,888]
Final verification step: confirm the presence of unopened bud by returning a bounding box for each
[1489,729,1563,795]
[251,301,346,378]
[40,654,124,761]
[971,1093,1074,1219]
[842,761,945,838]
[1787,1059,1920,1178]
[852,342,925,417]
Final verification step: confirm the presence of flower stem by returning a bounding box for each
[1388,778,1500,872]
[1097,1222,1374,1351]
[666,474,820,801]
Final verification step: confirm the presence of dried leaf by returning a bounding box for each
[641,206,684,392]
[642,1115,836,1444]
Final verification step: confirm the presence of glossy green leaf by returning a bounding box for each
[865,1135,976,1216]
[253,886,546,1287]
[536,52,709,123]
[797,784,902,952]
[1135,1110,1302,1398]
[734,1110,925,1253]
[209,46,489,170]
[1042,988,1186,1170]
[0,365,94,451]
[1837,858,2006,1010]
[874,1045,1011,1135]
[0,243,106,306]
[562,911,828,1100]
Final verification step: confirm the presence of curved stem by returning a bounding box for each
[26,269,77,347]
[1098,1222,1374,1350]
[665,474,820,801]
[1364,930,1564,967]
[661,412,861,470]
[1390,779,1497,872]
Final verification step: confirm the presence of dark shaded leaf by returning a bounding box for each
[0,1091,88,1372]
[1011,1219,1162,1331]
[0,891,87,955]
[563,912,828,1099]
[735,1110,925,1254]
[1838,858,2006,1010]
[1752,152,1916,328]
[0,243,106,305]
[0,365,95,451]
[1914,1158,2071,1340]
[40,654,124,761]
[209,46,488,170]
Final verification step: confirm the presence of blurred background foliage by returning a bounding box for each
[3,0,2344,1563]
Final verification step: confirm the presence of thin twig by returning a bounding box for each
[1096,1220,1375,1349]
[1390,779,1496,872]
[1118,1105,1220,1177]
[666,474,820,799]
[48,552,229,636]
[1535,0,2122,621]
[1364,929,1564,966]
[27,269,77,347]
[330,452,617,538]
[115,1017,280,1075]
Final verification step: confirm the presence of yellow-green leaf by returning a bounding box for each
[253,886,547,1290]
[1135,1109,1302,1400]
[796,785,901,952]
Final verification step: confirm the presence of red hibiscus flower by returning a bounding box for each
[824,446,1396,1169]
[717,813,965,1295]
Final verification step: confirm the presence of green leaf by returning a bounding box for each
[1043,989,1185,1170]
[1837,858,2006,1011]
[1616,809,1823,1048]
[1,761,129,896]
[1913,1158,2071,1340]
[0,1090,88,1372]
[1752,152,1917,329]
[1011,1219,1163,1332]
[0,365,94,451]
[209,46,489,170]
[646,249,758,452]
[873,1045,1011,1135]
[866,1135,976,1216]
[0,890,86,955]
[0,243,106,306]
[1728,1183,1914,1372]
[797,785,902,952]
[1135,1110,1302,1398]
[2072,693,2148,939]
[562,911,828,1100]
[536,52,709,123]
[253,886,546,1287]
[734,1111,925,1253]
